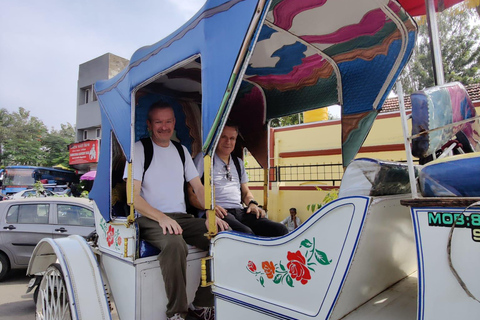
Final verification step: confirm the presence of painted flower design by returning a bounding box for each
[262,261,275,279]
[246,237,332,287]
[117,236,122,246]
[247,261,256,272]
[287,250,311,284]
[107,225,115,247]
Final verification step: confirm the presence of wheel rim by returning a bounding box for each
[36,264,72,320]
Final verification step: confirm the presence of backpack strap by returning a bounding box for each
[232,156,242,180]
[171,140,186,172]
[231,156,243,197]
[140,138,154,182]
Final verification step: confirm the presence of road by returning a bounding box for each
[0,269,120,320]
[0,269,35,320]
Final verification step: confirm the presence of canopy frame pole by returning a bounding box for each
[425,0,445,85]
[397,81,418,198]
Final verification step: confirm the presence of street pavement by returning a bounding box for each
[0,269,35,320]
[0,269,119,320]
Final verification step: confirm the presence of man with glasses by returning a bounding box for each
[193,121,288,237]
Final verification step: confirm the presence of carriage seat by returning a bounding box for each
[139,239,202,258]
[139,239,161,257]
[411,82,480,163]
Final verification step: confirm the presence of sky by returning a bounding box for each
[0,0,206,130]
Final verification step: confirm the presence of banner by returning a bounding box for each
[69,140,99,165]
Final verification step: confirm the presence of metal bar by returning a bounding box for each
[397,81,418,198]
[410,115,480,139]
[425,0,445,85]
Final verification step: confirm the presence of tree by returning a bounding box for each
[0,107,47,166]
[399,7,480,93]
[0,108,74,168]
[270,113,303,127]
[42,123,75,167]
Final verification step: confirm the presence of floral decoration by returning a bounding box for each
[99,217,122,249]
[247,237,332,287]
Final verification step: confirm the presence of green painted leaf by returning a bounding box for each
[315,249,332,265]
[279,263,286,271]
[260,276,265,287]
[273,274,283,284]
[300,239,312,248]
[286,275,294,287]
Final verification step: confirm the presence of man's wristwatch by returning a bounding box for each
[248,200,258,206]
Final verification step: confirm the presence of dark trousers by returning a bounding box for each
[136,214,212,318]
[224,208,288,237]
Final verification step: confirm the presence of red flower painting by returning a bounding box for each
[107,225,115,247]
[246,237,332,287]
[287,250,311,284]
[247,261,257,272]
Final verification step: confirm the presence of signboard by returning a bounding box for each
[69,140,99,165]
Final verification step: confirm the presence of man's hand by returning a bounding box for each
[214,205,228,218]
[205,215,230,232]
[157,214,183,235]
[246,203,266,219]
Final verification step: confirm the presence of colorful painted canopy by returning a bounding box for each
[398,0,464,16]
[93,0,417,221]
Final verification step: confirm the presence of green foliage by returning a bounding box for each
[270,113,304,127]
[399,7,480,94]
[306,188,339,213]
[32,180,46,197]
[0,108,74,168]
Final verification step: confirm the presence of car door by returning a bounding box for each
[0,202,52,266]
[53,203,95,239]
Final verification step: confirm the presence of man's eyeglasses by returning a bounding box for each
[225,165,232,181]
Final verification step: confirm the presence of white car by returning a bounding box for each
[9,189,55,200]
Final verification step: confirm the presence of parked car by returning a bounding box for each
[0,197,94,281]
[9,189,55,200]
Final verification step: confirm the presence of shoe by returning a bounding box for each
[167,314,185,320]
[187,306,215,320]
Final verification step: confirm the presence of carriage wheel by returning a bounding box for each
[36,263,72,320]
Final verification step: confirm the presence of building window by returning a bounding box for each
[96,128,101,138]
[84,89,90,104]
[83,130,88,140]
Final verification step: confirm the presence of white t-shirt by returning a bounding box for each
[194,153,248,209]
[126,139,199,214]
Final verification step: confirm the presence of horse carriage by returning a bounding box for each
[27,0,480,319]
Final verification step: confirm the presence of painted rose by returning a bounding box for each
[107,225,115,247]
[247,261,257,273]
[262,261,275,279]
[287,250,311,285]
[117,236,122,246]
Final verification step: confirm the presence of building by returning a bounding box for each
[70,53,129,173]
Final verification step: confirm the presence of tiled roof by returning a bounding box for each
[380,83,480,113]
